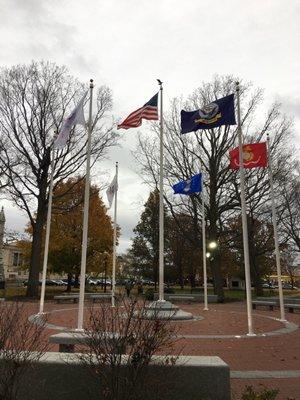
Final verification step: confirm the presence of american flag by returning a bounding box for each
[117,93,158,129]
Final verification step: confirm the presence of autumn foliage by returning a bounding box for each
[20,177,116,281]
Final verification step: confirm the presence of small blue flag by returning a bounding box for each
[173,173,202,195]
[181,94,236,134]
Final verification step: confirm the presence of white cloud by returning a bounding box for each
[0,0,299,252]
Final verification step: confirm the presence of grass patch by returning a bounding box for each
[0,285,114,300]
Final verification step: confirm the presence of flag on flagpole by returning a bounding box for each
[106,174,118,208]
[173,173,202,195]
[117,93,158,129]
[181,94,236,134]
[54,91,88,149]
[229,142,267,169]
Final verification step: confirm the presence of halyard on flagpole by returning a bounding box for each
[267,134,286,322]
[158,79,164,302]
[111,162,118,307]
[39,139,56,315]
[201,173,208,311]
[77,79,94,331]
[236,82,255,336]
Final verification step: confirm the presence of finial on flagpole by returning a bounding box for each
[90,79,94,88]
[236,81,240,91]
[157,79,163,87]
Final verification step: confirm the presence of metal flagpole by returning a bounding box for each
[236,82,255,336]
[111,162,118,307]
[267,134,286,321]
[39,140,56,314]
[77,79,94,331]
[158,79,164,302]
[201,173,208,311]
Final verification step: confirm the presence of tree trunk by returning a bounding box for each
[208,221,224,302]
[66,273,73,292]
[210,253,225,302]
[74,273,79,288]
[26,196,47,298]
[208,171,225,303]
[247,215,263,297]
[153,253,158,292]
[26,148,50,298]
[178,257,184,290]
[252,269,263,297]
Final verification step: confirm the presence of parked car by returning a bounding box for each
[61,278,75,286]
[87,279,98,286]
[282,283,298,290]
[45,279,58,286]
[53,279,67,286]
[262,283,276,289]
[100,279,112,286]
[23,280,43,286]
[142,279,155,286]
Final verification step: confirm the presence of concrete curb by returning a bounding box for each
[231,370,300,379]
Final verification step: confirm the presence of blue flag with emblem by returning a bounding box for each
[181,94,236,134]
[173,173,202,195]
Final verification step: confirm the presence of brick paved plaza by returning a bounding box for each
[23,300,300,400]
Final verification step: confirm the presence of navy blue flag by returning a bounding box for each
[173,173,202,195]
[181,94,236,134]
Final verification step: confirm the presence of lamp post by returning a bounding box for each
[208,241,217,250]
[206,241,218,260]
[205,241,218,294]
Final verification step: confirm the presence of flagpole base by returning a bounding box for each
[278,319,287,323]
[246,332,256,337]
[139,300,194,321]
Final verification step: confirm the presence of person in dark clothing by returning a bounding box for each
[125,281,132,297]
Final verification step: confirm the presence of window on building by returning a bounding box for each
[13,252,21,267]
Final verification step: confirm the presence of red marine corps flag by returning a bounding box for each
[229,142,268,169]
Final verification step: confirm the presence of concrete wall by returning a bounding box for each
[3,353,230,400]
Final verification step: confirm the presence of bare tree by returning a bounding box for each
[134,76,294,301]
[278,165,300,252]
[0,61,118,297]
[0,301,48,399]
[78,298,178,400]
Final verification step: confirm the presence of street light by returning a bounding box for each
[208,241,217,250]
[206,252,211,258]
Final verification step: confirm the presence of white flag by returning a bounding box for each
[106,174,118,208]
[54,91,88,149]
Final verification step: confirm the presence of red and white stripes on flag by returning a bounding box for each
[117,93,158,130]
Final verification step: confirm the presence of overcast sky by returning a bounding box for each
[0,0,299,252]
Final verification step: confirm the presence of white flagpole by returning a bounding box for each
[158,80,164,302]
[236,82,255,336]
[201,173,208,311]
[267,134,286,321]
[111,162,118,308]
[39,141,55,314]
[77,79,94,331]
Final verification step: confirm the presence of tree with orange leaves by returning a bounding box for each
[20,177,116,292]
